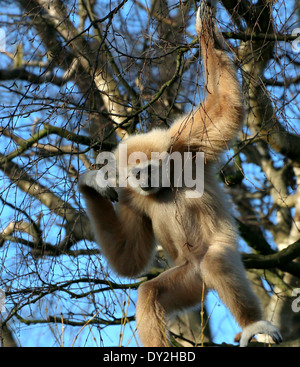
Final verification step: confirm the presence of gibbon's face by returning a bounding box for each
[127,159,165,196]
[113,129,173,196]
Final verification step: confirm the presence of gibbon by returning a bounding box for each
[79,1,282,347]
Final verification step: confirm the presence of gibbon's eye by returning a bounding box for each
[131,167,141,180]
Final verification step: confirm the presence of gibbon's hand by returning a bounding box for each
[198,0,215,20]
[78,170,118,202]
[239,321,283,347]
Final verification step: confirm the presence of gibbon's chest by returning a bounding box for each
[145,193,211,262]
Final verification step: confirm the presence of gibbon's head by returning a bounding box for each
[114,129,173,196]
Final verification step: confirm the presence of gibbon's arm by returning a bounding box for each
[79,171,155,277]
[170,3,244,161]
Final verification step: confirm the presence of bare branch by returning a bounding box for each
[0,68,68,86]
[243,239,300,277]
[0,152,91,242]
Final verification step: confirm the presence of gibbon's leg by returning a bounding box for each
[79,171,155,277]
[200,244,282,346]
[136,262,205,347]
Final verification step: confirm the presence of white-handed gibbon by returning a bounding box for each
[79,1,282,347]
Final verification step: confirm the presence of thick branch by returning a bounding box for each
[14,312,135,327]
[223,31,299,42]
[34,0,129,138]
[0,127,50,165]
[237,218,275,255]
[235,2,300,164]
[43,123,115,152]
[0,68,67,86]
[243,239,300,277]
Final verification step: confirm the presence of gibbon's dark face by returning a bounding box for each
[127,159,168,196]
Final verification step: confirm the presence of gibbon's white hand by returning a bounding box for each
[79,170,118,202]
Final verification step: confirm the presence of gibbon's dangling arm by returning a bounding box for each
[79,175,155,277]
[170,2,244,161]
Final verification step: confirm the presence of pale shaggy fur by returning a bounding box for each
[79,2,282,347]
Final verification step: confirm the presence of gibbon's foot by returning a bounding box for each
[239,321,283,347]
[79,170,118,202]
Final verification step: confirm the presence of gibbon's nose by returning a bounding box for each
[140,164,153,191]
[140,176,152,191]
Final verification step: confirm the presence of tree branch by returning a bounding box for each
[43,123,115,152]
[264,74,300,87]
[0,68,67,86]
[0,152,91,242]
[243,239,300,277]
[14,312,135,327]
[223,31,299,42]
[34,0,130,138]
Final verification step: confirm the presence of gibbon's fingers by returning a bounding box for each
[78,171,118,202]
[239,321,283,347]
[198,0,215,20]
[196,1,212,34]
[196,1,226,51]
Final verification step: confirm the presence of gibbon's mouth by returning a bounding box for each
[140,186,153,192]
